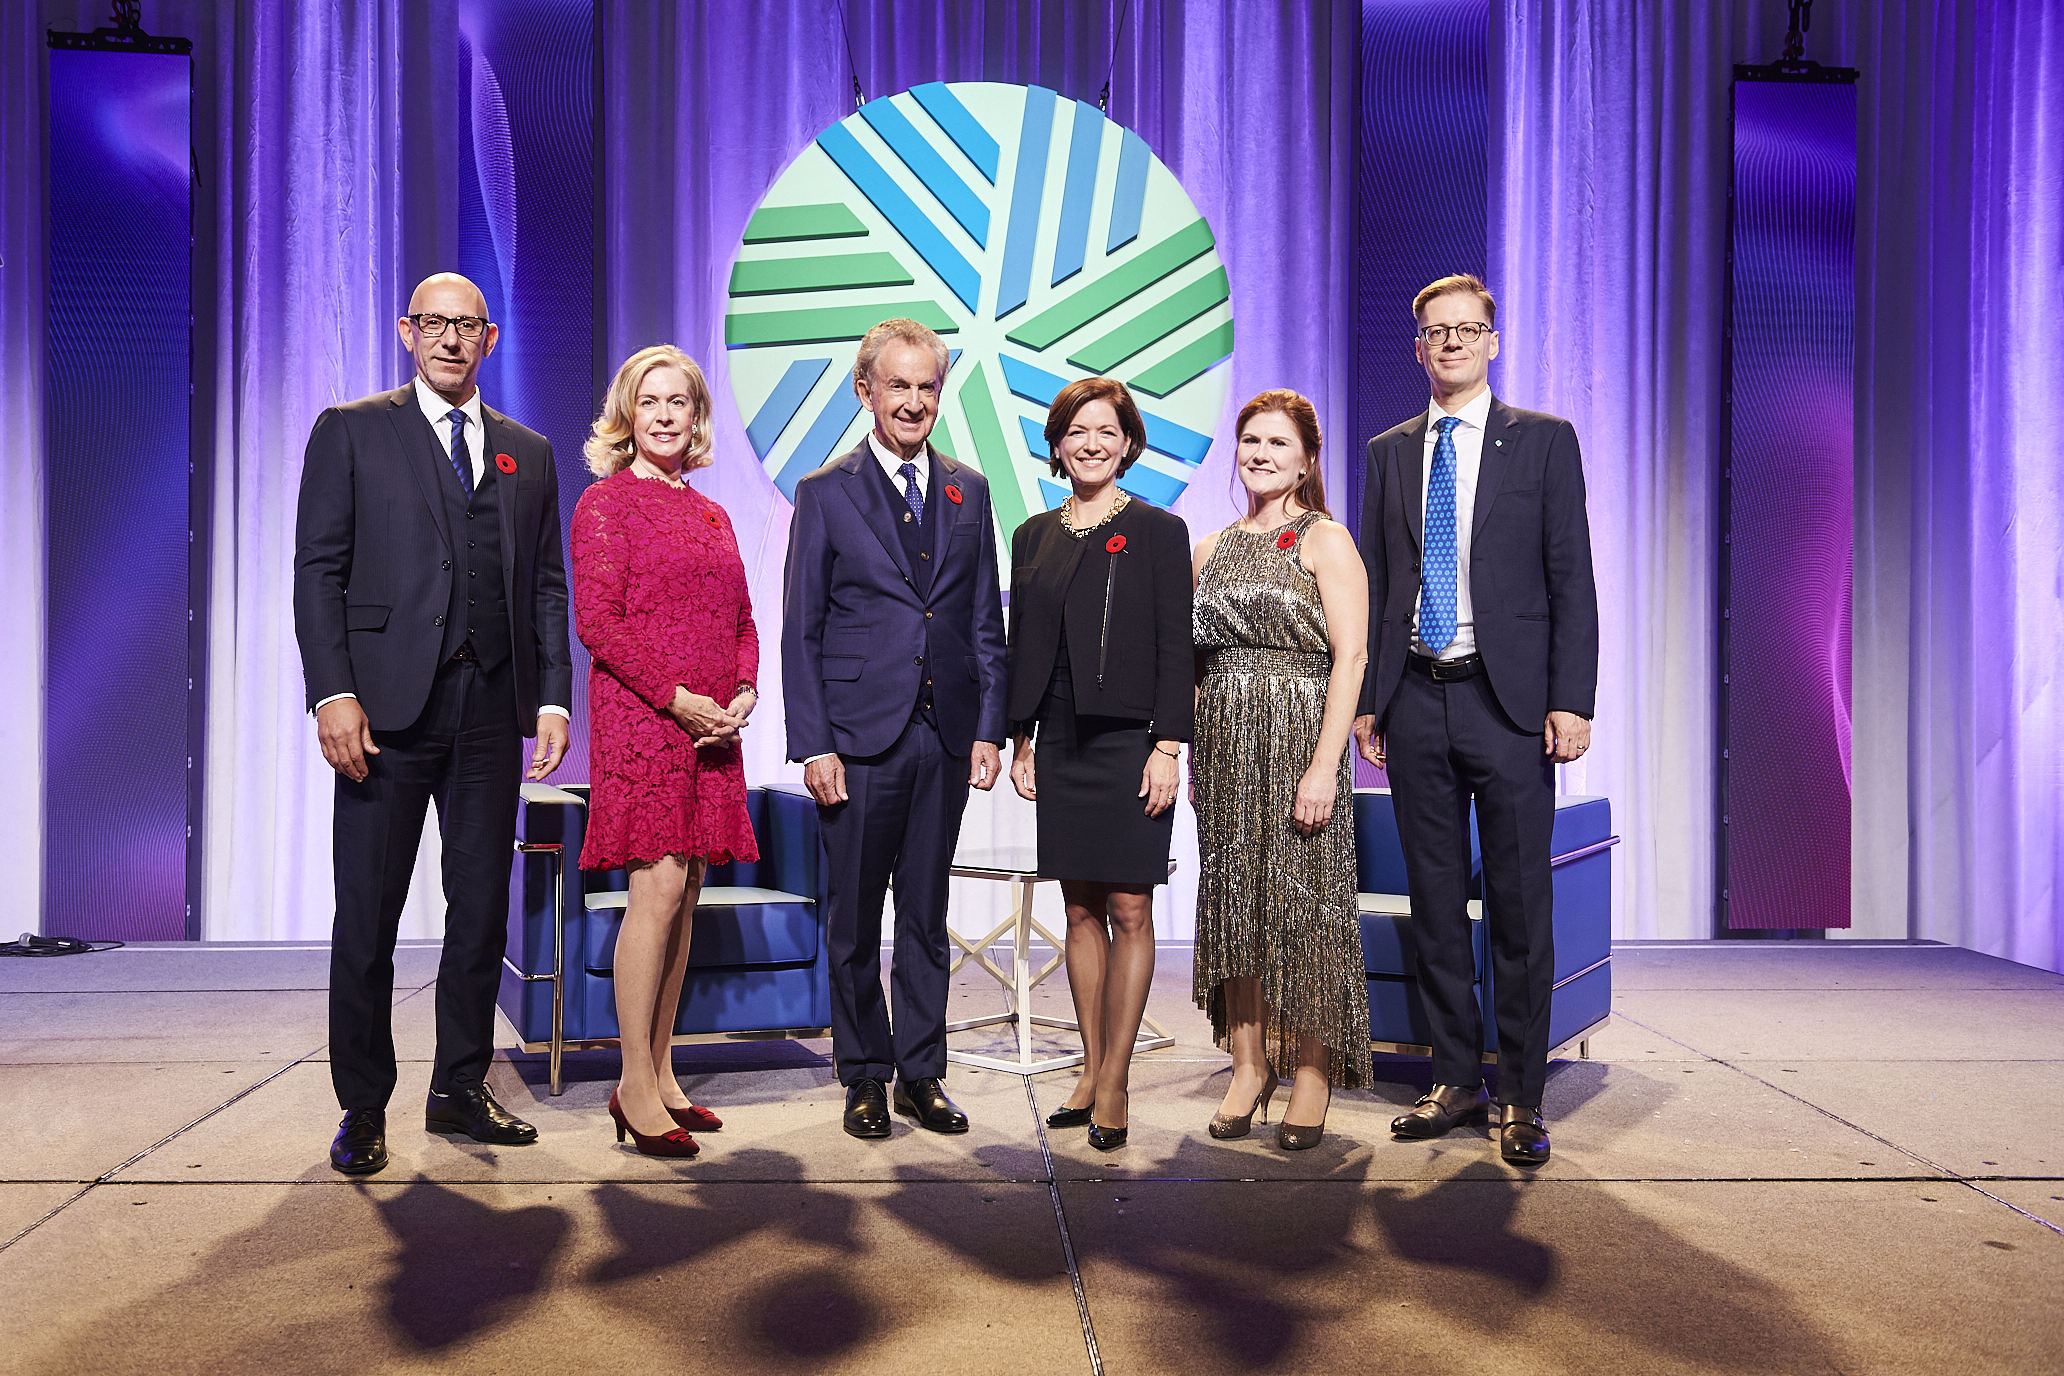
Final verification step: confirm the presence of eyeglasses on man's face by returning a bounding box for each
[408,313,490,341]
[1417,322,1493,346]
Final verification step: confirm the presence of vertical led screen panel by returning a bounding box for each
[1350,0,1487,784]
[1351,0,1488,517]
[456,0,597,778]
[1721,76,1856,929]
[44,47,193,939]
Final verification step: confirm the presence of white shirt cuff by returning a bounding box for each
[538,706,570,720]
[803,753,836,765]
[314,693,356,711]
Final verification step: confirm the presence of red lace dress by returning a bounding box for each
[571,468,759,870]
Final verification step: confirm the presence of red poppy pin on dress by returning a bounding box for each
[1277,529,1298,550]
[703,510,722,529]
[494,452,517,475]
[1105,534,1127,554]
[944,484,963,504]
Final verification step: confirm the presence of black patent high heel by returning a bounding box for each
[1088,1092,1129,1151]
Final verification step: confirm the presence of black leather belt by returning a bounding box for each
[1408,652,1482,683]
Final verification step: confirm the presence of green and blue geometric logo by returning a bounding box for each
[724,82,1234,547]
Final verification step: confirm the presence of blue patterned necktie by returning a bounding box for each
[1421,415,1462,654]
[898,460,924,524]
[446,408,473,501]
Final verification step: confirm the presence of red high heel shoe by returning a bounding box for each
[608,1089,699,1158]
[667,1103,722,1132]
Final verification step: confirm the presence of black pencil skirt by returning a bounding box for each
[1033,662,1173,887]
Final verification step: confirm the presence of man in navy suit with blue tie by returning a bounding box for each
[782,318,1008,1139]
[1352,275,1598,1166]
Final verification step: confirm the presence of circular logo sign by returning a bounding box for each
[724,83,1234,547]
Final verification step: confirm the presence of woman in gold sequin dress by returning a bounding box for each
[1191,390,1371,1150]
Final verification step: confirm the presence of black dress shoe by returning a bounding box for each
[425,1083,538,1145]
[1390,1084,1491,1139]
[1500,1104,1550,1166]
[330,1108,388,1175]
[894,1076,969,1134]
[1046,1104,1094,1130]
[844,1078,891,1139]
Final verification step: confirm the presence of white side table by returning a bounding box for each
[944,847,1176,1074]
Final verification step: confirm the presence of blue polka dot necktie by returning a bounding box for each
[898,461,924,525]
[446,409,473,501]
[1421,415,1462,654]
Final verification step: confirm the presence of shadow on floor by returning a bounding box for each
[1068,1159,1848,1373]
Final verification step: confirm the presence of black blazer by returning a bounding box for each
[1356,396,1598,732]
[1007,499,1193,739]
[293,384,574,732]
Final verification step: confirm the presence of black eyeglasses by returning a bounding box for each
[408,313,490,340]
[1417,322,1493,346]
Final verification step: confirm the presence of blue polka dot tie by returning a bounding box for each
[898,461,924,525]
[1421,415,1462,654]
[446,409,473,501]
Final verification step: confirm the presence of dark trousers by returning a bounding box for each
[819,719,970,1086]
[329,657,522,1109]
[1385,668,1556,1105]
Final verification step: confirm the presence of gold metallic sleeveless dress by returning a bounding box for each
[1191,512,1371,1089]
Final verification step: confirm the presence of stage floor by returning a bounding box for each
[1,941,2059,1374]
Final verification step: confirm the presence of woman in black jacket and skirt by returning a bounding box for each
[1007,377,1193,1150]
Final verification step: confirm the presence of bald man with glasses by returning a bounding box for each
[1351,274,1598,1166]
[294,272,573,1174]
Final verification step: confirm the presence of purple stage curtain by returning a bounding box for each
[1493,1,1735,939]
[601,0,1355,939]
[1856,1,2064,971]
[1,3,45,928]
[187,0,465,940]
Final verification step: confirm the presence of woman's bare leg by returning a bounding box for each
[1091,888,1156,1128]
[1058,881,1111,1112]
[614,856,689,1135]
[651,856,707,1110]
[1281,1035,1331,1128]
[1215,976,1274,1119]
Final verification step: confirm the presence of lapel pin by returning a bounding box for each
[1105,534,1126,553]
[494,452,517,473]
[944,484,963,504]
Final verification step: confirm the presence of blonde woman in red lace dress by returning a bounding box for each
[571,345,758,1158]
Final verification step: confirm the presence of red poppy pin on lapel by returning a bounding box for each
[1277,530,1298,550]
[1106,534,1127,554]
[944,484,963,504]
[494,452,517,475]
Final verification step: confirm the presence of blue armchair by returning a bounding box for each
[498,782,831,1093]
[1355,788,1617,1062]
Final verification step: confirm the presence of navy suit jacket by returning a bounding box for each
[292,384,573,732]
[782,439,1008,760]
[1357,396,1598,733]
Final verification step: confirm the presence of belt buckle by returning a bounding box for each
[1431,656,1465,683]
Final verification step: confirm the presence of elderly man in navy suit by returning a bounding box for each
[1351,275,1598,1166]
[782,318,1008,1138]
[294,272,573,1175]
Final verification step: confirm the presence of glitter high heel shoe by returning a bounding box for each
[1277,1085,1331,1151]
[1208,1064,1278,1140]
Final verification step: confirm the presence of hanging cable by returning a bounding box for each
[1783,0,1814,61]
[1097,0,1134,113]
[835,0,864,110]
